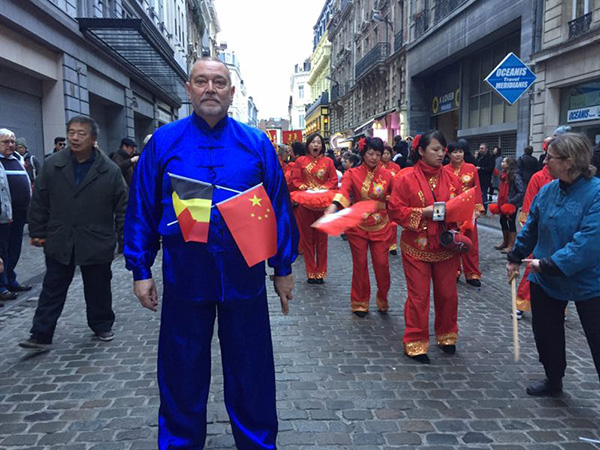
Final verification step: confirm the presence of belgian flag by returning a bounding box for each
[170,175,213,243]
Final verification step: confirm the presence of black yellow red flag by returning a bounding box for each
[170,174,213,243]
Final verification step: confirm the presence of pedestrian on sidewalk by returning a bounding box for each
[507,133,600,396]
[445,141,485,287]
[111,137,139,187]
[289,132,337,284]
[388,131,463,364]
[475,142,495,211]
[0,128,32,301]
[15,138,41,187]
[19,116,128,351]
[325,137,394,317]
[494,156,524,253]
[124,57,298,450]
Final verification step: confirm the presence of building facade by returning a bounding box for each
[219,49,251,124]
[0,0,217,157]
[530,0,600,148]
[305,0,334,141]
[405,0,534,156]
[289,60,312,131]
[328,0,407,146]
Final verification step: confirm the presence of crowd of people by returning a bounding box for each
[2,56,599,449]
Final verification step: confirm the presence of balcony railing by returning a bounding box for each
[394,30,403,52]
[434,0,460,23]
[355,43,390,80]
[414,11,429,39]
[569,12,592,39]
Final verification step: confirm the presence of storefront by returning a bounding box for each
[305,105,330,141]
[561,80,600,145]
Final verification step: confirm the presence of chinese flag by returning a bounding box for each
[217,184,278,267]
[445,187,476,223]
[312,201,379,236]
[170,175,213,243]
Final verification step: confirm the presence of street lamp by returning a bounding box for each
[372,10,393,51]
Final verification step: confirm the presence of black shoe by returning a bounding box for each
[19,337,52,351]
[526,378,563,397]
[389,249,397,255]
[466,279,481,287]
[407,354,430,364]
[0,291,18,300]
[8,284,32,292]
[353,311,368,318]
[307,278,316,284]
[341,234,348,241]
[96,331,115,342]
[315,278,324,285]
[440,344,456,355]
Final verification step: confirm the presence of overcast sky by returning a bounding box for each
[214,0,326,120]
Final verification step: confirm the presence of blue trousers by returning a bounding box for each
[0,208,27,291]
[157,289,278,449]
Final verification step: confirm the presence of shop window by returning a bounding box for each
[491,94,504,125]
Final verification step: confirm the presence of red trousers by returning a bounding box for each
[458,225,481,280]
[346,225,391,313]
[401,251,460,356]
[296,206,328,279]
[516,256,532,311]
[292,206,306,256]
[388,224,398,252]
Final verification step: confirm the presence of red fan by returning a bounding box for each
[290,190,336,211]
[312,201,379,236]
[501,204,517,215]
[489,203,500,215]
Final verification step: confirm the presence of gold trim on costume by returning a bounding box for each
[466,273,481,280]
[436,333,458,346]
[516,298,531,311]
[361,170,374,200]
[359,215,389,232]
[404,340,429,356]
[408,208,424,230]
[389,244,398,251]
[400,241,455,262]
[351,301,369,312]
[333,193,351,208]
[428,176,438,191]
[376,297,388,312]
[418,191,426,206]
[304,159,323,189]
[308,271,327,278]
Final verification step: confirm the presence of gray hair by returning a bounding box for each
[548,133,596,179]
[189,56,232,84]
[67,116,99,138]
[0,128,15,138]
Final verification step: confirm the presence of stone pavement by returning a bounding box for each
[0,225,599,450]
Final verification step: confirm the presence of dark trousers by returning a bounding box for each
[0,207,27,291]
[480,177,491,211]
[500,213,517,232]
[530,283,600,382]
[31,256,115,343]
[157,291,277,449]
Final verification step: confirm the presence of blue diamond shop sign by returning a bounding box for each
[485,52,536,105]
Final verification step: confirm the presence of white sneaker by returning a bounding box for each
[515,310,523,320]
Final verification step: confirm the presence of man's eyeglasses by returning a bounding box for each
[0,139,15,145]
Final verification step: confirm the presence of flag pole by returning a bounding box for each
[168,172,242,194]
[509,273,520,361]
[213,183,264,206]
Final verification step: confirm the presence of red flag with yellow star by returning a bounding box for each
[216,184,277,267]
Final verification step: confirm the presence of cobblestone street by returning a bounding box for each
[0,223,599,449]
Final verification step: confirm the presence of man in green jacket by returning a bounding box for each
[19,116,128,351]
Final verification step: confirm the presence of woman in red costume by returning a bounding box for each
[325,138,394,316]
[389,131,462,364]
[515,137,555,318]
[444,141,485,287]
[381,145,402,255]
[290,133,338,284]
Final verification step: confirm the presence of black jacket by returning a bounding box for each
[476,151,495,183]
[111,148,136,186]
[28,148,128,265]
[518,154,540,185]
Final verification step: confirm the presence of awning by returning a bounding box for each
[353,118,375,135]
[78,18,187,108]
[374,107,397,121]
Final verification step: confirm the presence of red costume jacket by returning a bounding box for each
[381,161,401,176]
[290,155,338,192]
[389,161,462,262]
[444,162,485,214]
[333,164,394,232]
[518,165,554,225]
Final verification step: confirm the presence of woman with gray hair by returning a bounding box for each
[506,133,600,397]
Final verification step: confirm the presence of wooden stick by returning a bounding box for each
[510,275,520,361]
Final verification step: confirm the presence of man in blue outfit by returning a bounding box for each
[124,57,299,449]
